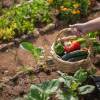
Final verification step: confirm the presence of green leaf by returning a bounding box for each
[33,47,42,59]
[88,32,97,38]
[58,71,76,87]
[78,85,95,95]
[39,79,60,94]
[57,90,79,100]
[20,42,42,59]
[70,82,79,91]
[30,85,43,100]
[20,42,35,52]
[74,68,88,83]
[26,95,34,100]
[26,79,60,100]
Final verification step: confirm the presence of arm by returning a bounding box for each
[70,17,100,34]
[83,17,100,33]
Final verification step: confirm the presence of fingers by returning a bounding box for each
[69,24,83,36]
[76,30,82,36]
[69,29,77,36]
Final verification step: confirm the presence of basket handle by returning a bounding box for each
[55,28,72,43]
[55,28,94,58]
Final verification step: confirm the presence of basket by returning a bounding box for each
[51,28,94,73]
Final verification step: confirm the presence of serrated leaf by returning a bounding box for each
[78,85,95,95]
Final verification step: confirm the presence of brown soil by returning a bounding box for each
[0,25,64,100]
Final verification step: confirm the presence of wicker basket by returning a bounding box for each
[51,28,94,73]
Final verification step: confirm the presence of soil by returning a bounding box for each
[0,5,100,100]
[0,25,100,100]
[0,25,64,100]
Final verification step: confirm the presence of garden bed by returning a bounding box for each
[0,23,100,100]
[0,0,100,100]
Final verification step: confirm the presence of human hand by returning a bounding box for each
[69,23,86,36]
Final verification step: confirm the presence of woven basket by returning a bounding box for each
[51,28,94,73]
